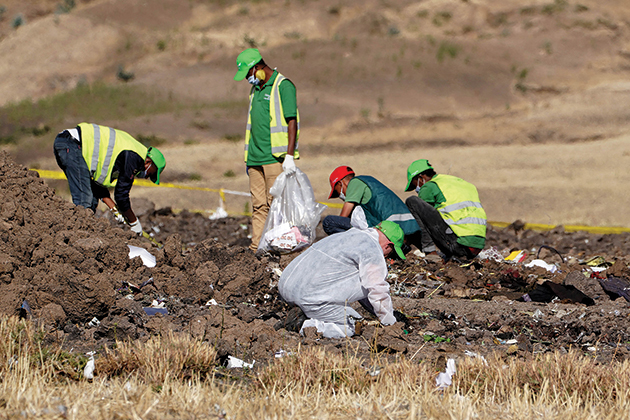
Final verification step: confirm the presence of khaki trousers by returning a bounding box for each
[249,162,283,251]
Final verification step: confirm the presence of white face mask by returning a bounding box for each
[339,191,346,201]
[247,74,261,86]
[414,177,424,193]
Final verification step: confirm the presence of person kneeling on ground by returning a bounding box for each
[53,122,166,235]
[278,212,404,338]
[322,165,421,255]
[404,159,486,260]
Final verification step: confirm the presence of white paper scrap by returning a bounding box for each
[226,356,255,369]
[127,245,156,268]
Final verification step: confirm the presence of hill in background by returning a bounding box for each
[1,0,629,226]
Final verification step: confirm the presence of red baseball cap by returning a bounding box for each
[328,166,355,199]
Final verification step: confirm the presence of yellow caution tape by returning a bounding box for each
[31,169,630,234]
[488,221,630,235]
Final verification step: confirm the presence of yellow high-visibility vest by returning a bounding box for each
[244,73,300,162]
[432,174,487,238]
[78,123,147,188]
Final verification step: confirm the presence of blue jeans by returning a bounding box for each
[322,215,352,235]
[53,133,98,212]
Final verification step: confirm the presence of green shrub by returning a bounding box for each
[223,134,241,142]
[432,11,452,27]
[56,0,75,14]
[116,65,135,82]
[11,14,24,29]
[436,41,459,63]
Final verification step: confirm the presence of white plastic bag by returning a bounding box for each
[258,168,327,254]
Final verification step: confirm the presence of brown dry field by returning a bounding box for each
[1,0,630,226]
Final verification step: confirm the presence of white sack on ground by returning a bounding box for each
[258,168,327,254]
[279,218,395,338]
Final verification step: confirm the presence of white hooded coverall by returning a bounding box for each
[278,223,396,338]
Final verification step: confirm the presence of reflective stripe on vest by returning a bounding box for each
[386,213,417,223]
[244,72,300,162]
[432,174,487,238]
[78,123,148,188]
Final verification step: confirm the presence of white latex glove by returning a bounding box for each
[129,219,143,235]
[282,155,296,174]
[110,208,125,223]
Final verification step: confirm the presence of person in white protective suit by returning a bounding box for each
[278,208,405,338]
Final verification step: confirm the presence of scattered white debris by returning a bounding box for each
[206,299,218,306]
[368,367,381,377]
[477,247,504,262]
[436,358,457,389]
[274,349,294,358]
[524,259,558,273]
[151,300,165,308]
[127,245,156,268]
[209,206,228,220]
[84,351,95,380]
[272,268,283,277]
[87,317,100,327]
[226,356,255,369]
[532,309,545,320]
[464,350,488,365]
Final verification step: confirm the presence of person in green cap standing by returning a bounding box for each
[404,159,487,260]
[53,123,166,235]
[233,48,300,251]
[278,219,405,338]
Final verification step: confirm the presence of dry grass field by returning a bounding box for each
[4,316,630,419]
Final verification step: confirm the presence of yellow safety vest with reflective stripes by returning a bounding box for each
[432,174,487,238]
[243,73,300,162]
[78,123,148,188]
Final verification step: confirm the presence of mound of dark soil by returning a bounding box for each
[3,149,630,368]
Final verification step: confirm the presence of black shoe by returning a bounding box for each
[274,306,307,333]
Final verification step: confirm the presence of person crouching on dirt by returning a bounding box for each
[322,165,422,256]
[404,159,486,261]
[53,123,166,235]
[278,219,404,338]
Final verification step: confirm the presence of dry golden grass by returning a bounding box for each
[2,315,630,419]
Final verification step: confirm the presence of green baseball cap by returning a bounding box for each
[146,147,166,185]
[376,220,406,260]
[405,159,433,191]
[234,48,262,81]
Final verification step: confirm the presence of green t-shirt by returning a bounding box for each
[345,178,372,204]
[247,70,298,166]
[419,180,485,249]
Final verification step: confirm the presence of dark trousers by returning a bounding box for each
[322,215,352,235]
[53,133,99,212]
[405,196,473,259]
